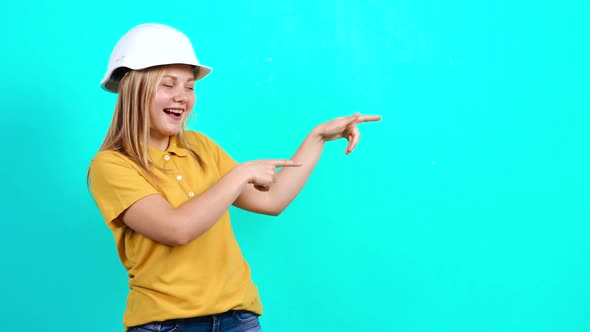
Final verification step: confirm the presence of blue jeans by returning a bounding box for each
[127,310,262,332]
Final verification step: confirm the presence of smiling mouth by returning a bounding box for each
[163,108,184,118]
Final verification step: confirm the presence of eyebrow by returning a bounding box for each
[162,75,195,82]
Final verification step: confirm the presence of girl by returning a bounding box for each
[89,23,380,332]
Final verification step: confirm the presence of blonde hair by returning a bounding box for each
[94,65,204,183]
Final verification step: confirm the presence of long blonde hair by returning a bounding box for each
[95,65,204,182]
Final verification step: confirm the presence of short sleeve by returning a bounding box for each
[89,151,160,228]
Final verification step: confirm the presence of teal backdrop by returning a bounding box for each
[1,0,588,331]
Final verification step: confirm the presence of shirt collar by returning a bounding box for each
[166,135,189,157]
[148,135,189,162]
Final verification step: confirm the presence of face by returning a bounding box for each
[149,64,196,149]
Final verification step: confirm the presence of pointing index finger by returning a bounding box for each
[272,159,303,168]
[356,115,382,123]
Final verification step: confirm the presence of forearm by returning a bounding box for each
[268,127,325,212]
[174,167,248,244]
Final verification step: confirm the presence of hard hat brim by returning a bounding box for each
[101,64,212,93]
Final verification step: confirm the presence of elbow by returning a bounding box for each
[171,225,203,246]
[242,203,284,216]
[266,200,291,216]
[166,217,196,247]
[265,206,284,217]
[250,206,282,216]
[160,230,189,247]
[167,215,212,246]
[168,235,190,247]
[263,196,287,217]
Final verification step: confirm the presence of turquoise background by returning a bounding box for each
[1,0,588,331]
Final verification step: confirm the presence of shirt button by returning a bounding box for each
[164,155,170,161]
[176,175,182,181]
[188,192,195,197]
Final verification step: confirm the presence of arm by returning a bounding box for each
[233,113,381,215]
[233,127,325,216]
[121,159,301,246]
[121,166,248,246]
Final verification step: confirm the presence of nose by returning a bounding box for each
[173,87,190,103]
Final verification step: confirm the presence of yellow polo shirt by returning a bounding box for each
[88,131,262,328]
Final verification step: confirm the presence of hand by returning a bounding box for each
[239,159,303,191]
[316,113,381,154]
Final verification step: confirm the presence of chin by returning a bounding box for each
[156,128,182,137]
[170,124,186,133]
[166,130,182,136]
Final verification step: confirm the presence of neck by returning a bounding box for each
[149,132,171,151]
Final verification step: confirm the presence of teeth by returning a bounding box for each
[165,108,184,115]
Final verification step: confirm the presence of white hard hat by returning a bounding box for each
[101,23,212,93]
